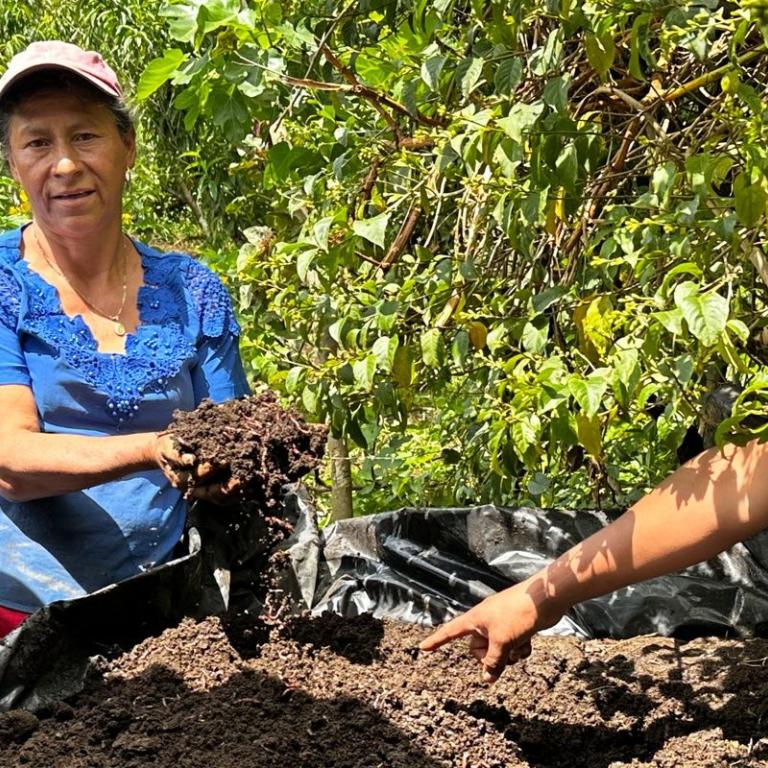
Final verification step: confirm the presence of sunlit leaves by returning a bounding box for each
[137,48,187,99]
[494,57,522,96]
[421,328,445,368]
[136,0,768,515]
[673,282,729,347]
[352,212,390,249]
[585,30,615,79]
[734,172,767,226]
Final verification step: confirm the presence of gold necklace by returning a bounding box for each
[32,225,130,337]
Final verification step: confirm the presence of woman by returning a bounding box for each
[421,439,768,682]
[0,41,249,638]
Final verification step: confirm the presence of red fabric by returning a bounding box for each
[0,605,29,638]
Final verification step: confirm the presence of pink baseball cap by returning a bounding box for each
[0,41,123,103]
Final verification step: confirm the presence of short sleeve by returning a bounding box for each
[0,265,30,386]
[184,258,241,339]
[192,333,250,403]
[183,258,250,403]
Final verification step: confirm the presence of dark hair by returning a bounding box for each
[0,69,135,157]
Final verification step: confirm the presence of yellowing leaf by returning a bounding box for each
[392,345,411,388]
[576,413,603,459]
[468,321,488,349]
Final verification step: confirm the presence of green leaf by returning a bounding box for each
[313,217,333,252]
[346,415,368,450]
[421,56,446,91]
[392,345,411,387]
[511,419,537,458]
[734,172,767,227]
[372,336,398,369]
[486,324,507,353]
[352,212,390,249]
[137,49,187,100]
[629,13,652,81]
[555,143,578,191]
[452,330,470,367]
[200,0,239,34]
[542,76,569,112]
[522,317,549,354]
[584,31,615,79]
[532,286,567,313]
[651,162,677,201]
[161,1,203,42]
[653,308,684,336]
[353,355,377,391]
[576,413,602,458]
[301,385,318,413]
[494,57,522,95]
[530,29,563,76]
[610,348,640,407]
[285,366,304,395]
[421,328,445,368]
[296,248,317,283]
[497,102,544,143]
[527,471,550,496]
[458,56,484,98]
[674,282,729,346]
[568,374,608,418]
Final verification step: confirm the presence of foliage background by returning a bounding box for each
[5,0,768,518]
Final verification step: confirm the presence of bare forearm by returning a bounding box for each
[537,439,768,614]
[0,430,160,501]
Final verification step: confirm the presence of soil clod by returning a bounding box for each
[170,390,327,509]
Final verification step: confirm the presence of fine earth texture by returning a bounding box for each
[170,390,328,509]
[2,613,767,768]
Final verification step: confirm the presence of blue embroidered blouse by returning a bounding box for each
[0,226,250,612]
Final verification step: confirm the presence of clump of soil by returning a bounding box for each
[170,390,327,509]
[2,614,767,767]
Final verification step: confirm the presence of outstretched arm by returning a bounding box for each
[0,384,181,501]
[420,438,768,681]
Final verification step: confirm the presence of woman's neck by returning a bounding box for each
[32,221,127,284]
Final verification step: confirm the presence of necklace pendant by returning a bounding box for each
[114,321,126,337]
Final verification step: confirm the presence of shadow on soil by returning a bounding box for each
[451,638,768,768]
[1,663,445,768]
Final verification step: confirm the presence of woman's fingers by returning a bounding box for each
[187,476,240,505]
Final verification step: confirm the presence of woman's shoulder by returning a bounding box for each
[136,241,238,338]
[0,229,23,328]
[0,227,22,264]
[135,241,220,285]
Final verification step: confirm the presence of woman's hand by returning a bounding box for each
[153,432,240,505]
[419,580,564,683]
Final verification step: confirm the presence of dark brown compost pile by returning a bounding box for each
[169,390,327,509]
[2,614,768,767]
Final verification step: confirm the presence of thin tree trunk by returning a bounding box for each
[328,434,353,520]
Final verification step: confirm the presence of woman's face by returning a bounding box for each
[6,89,135,239]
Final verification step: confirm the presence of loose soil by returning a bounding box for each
[1,613,767,767]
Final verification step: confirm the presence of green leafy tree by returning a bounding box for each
[136,0,768,516]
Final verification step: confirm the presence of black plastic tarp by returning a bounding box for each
[5,487,768,712]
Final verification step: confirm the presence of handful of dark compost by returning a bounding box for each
[169,391,328,509]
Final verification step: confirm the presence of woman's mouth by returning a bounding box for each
[52,190,93,200]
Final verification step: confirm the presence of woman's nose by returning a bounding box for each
[53,156,78,175]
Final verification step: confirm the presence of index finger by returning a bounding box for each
[419,614,474,651]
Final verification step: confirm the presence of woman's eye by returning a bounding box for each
[75,133,97,142]
[25,138,49,148]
